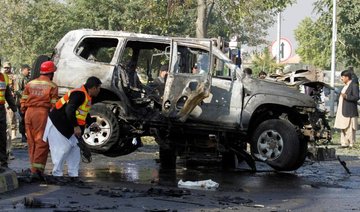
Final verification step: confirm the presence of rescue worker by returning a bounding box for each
[43,76,101,181]
[3,62,17,160]
[15,64,31,143]
[20,61,58,180]
[0,62,17,167]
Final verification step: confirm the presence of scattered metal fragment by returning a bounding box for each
[147,187,191,197]
[143,207,171,212]
[95,189,123,197]
[310,184,320,189]
[23,197,57,208]
[230,147,256,171]
[337,156,351,174]
[217,196,253,205]
[153,197,204,206]
[243,204,265,208]
[93,206,118,210]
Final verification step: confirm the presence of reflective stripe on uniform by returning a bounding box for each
[29,79,57,88]
[50,98,57,104]
[0,73,9,104]
[31,163,45,170]
[55,85,92,126]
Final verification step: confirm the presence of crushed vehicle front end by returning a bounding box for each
[242,77,332,170]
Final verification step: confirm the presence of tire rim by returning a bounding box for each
[257,130,283,161]
[82,115,111,146]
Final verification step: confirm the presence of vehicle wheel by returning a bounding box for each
[82,103,119,153]
[251,119,302,171]
[31,55,49,80]
[221,151,238,169]
[288,138,308,170]
[159,147,176,169]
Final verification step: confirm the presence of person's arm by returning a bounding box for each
[85,113,96,126]
[345,83,359,102]
[20,84,29,113]
[50,86,59,108]
[5,86,17,112]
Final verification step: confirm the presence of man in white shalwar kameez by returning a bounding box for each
[334,70,359,148]
[43,77,102,179]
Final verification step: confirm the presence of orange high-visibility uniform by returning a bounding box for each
[55,85,91,126]
[21,75,58,174]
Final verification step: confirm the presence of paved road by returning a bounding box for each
[1,144,360,211]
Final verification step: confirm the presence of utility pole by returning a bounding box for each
[330,0,337,117]
[276,12,281,64]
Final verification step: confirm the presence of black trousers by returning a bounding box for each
[0,106,7,164]
[18,105,25,135]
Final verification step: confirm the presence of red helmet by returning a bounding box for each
[40,61,56,74]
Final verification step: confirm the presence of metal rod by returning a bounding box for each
[276,12,281,64]
[330,0,337,116]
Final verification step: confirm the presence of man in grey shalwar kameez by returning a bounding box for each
[334,70,359,148]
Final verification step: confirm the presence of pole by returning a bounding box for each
[276,12,281,64]
[330,0,337,117]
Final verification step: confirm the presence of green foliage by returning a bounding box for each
[295,17,332,69]
[207,0,295,45]
[0,0,294,68]
[0,0,80,67]
[295,0,360,69]
[67,0,197,36]
[251,47,284,75]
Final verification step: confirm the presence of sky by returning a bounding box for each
[267,0,318,56]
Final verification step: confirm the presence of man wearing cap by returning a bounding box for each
[0,62,17,167]
[15,64,31,143]
[153,64,168,96]
[43,76,101,181]
[21,61,58,180]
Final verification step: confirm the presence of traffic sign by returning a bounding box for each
[271,38,292,62]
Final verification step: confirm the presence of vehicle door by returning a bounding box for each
[162,40,214,122]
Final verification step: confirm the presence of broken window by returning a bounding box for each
[119,40,170,85]
[213,56,231,78]
[75,37,118,63]
[176,46,210,75]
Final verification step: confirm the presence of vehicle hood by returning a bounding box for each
[242,77,316,107]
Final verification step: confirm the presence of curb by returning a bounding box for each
[0,168,18,193]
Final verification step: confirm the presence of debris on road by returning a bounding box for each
[337,156,351,174]
[23,197,57,208]
[95,189,123,198]
[143,207,172,212]
[153,197,205,206]
[147,187,191,197]
[178,179,219,190]
[217,196,253,205]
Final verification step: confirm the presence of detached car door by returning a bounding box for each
[162,39,214,122]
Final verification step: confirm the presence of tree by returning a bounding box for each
[295,0,360,69]
[295,17,332,69]
[0,0,295,68]
[195,0,295,43]
[69,0,295,43]
[67,0,196,36]
[0,0,80,67]
[251,47,284,75]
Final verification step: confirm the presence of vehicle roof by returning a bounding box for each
[66,29,213,43]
